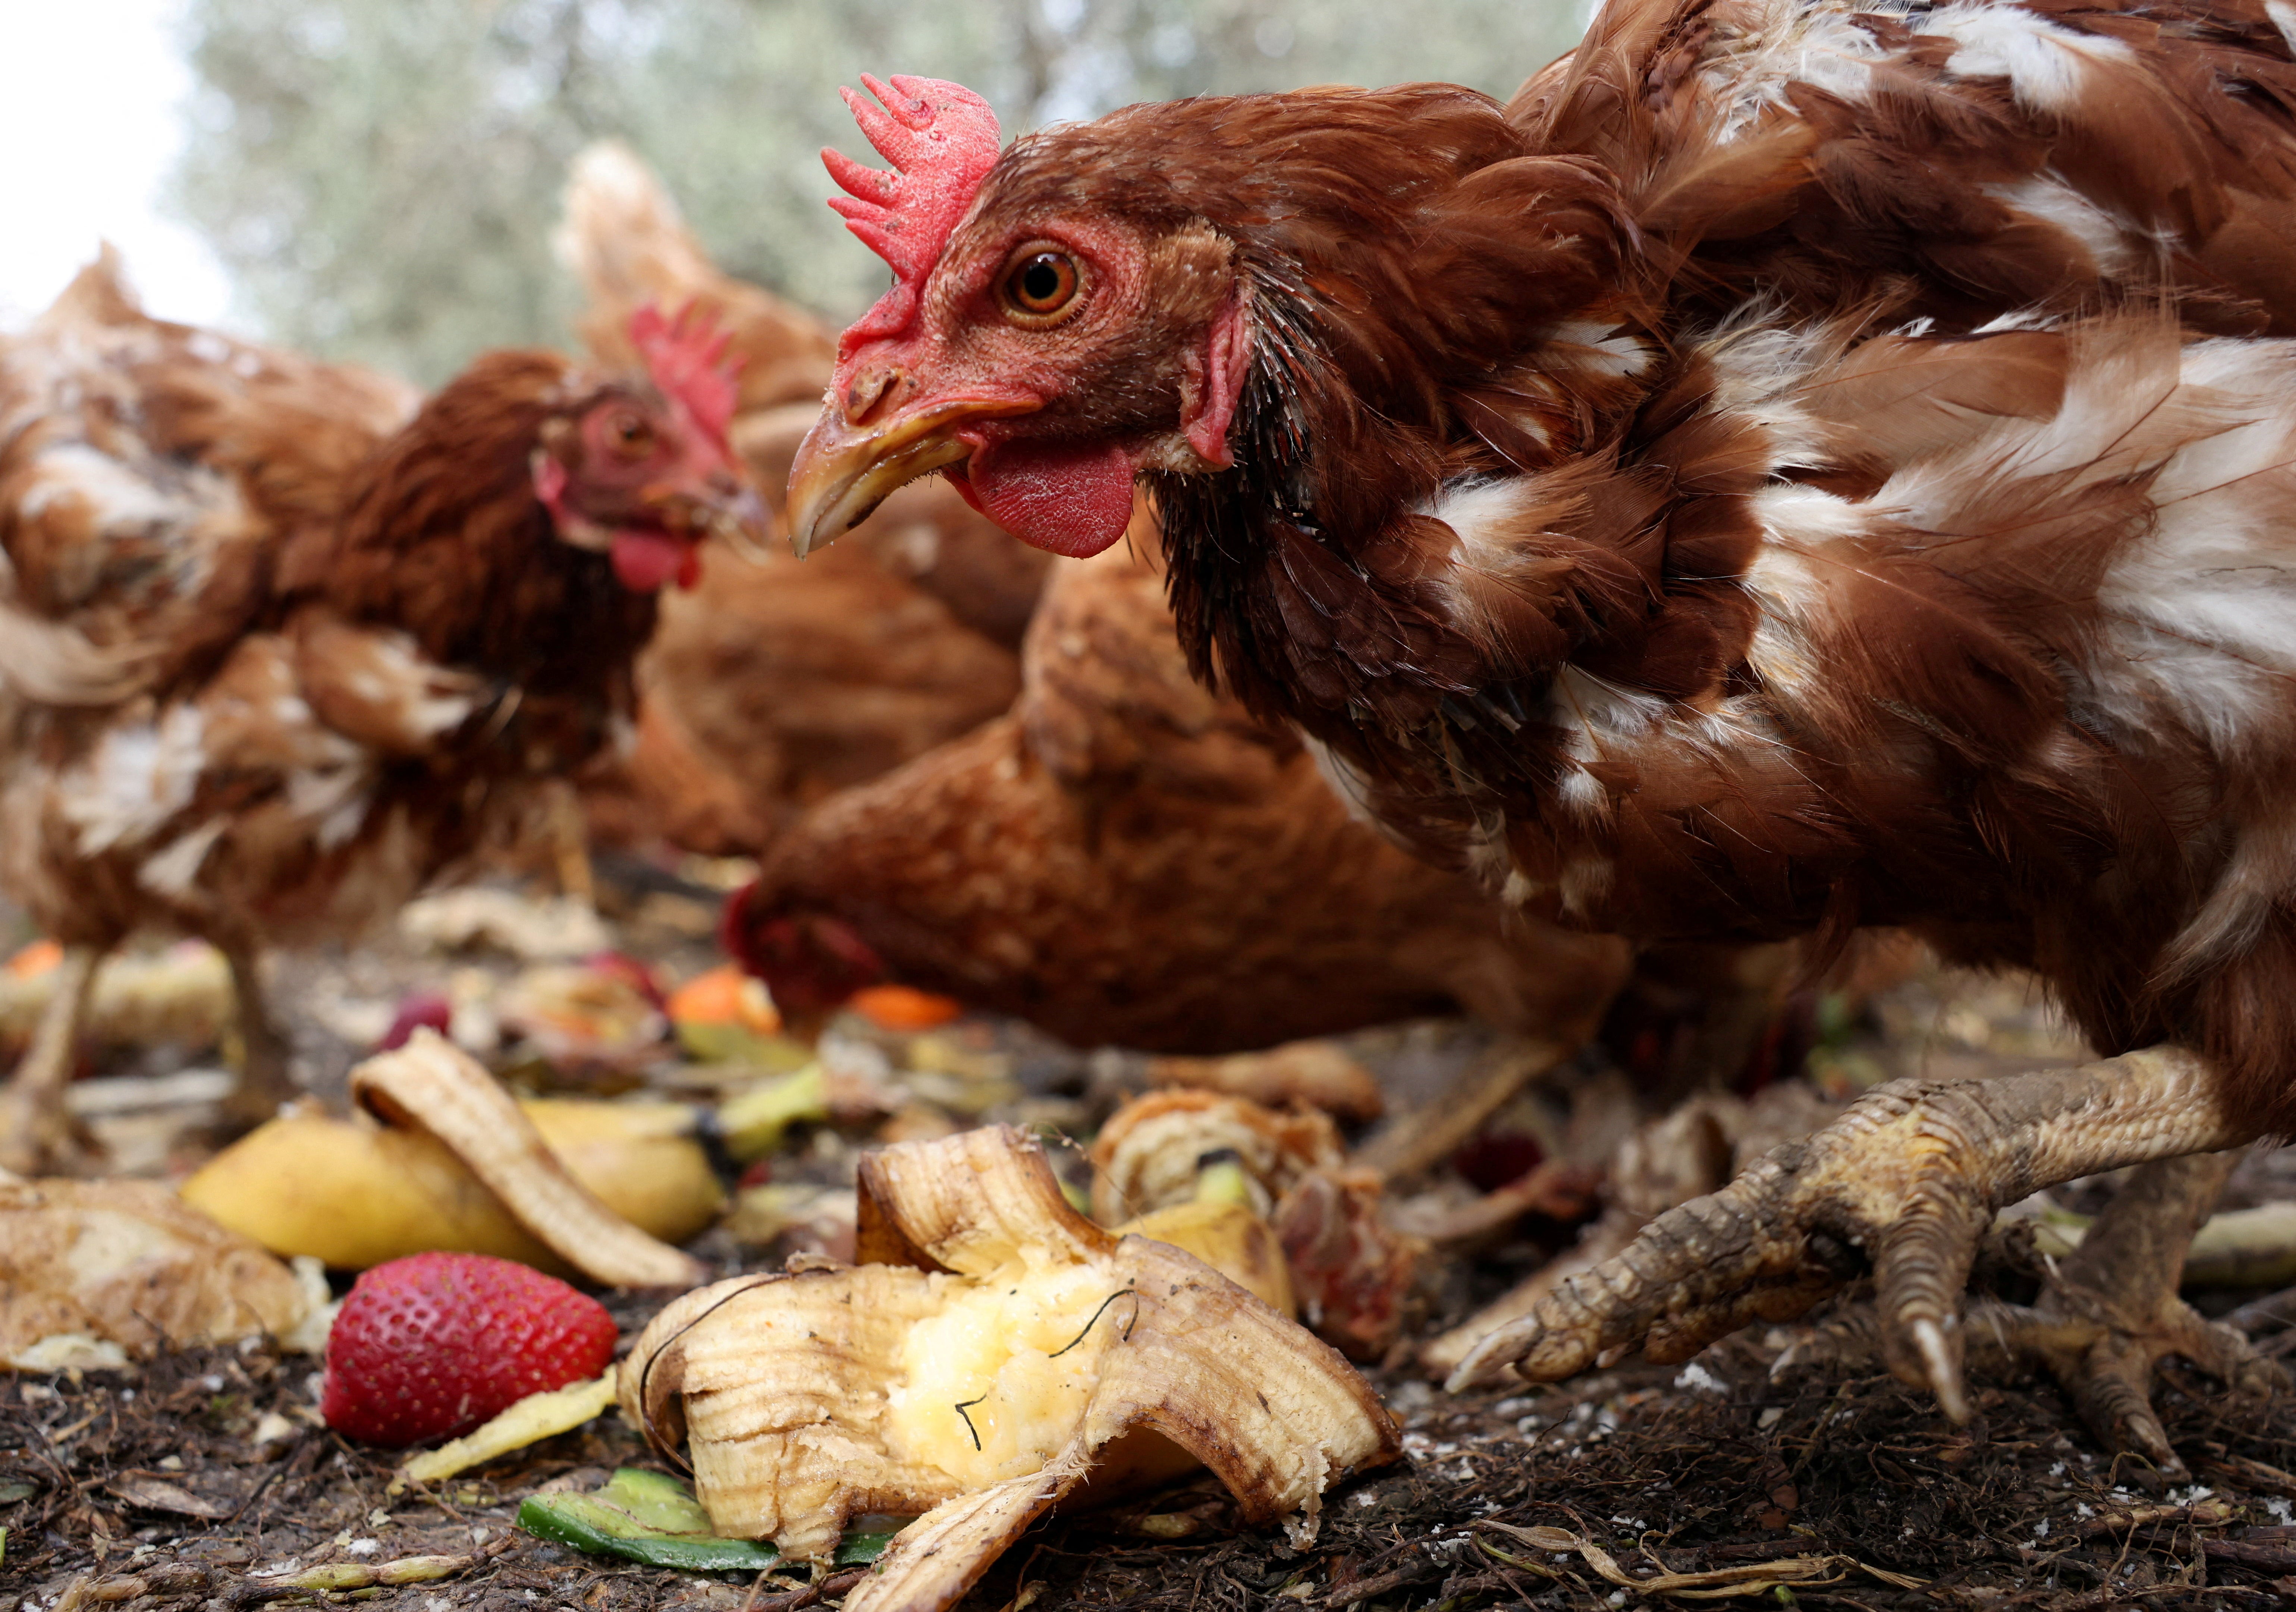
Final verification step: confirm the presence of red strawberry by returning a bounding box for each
[319,1252,617,1447]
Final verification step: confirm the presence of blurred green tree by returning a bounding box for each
[175,0,1583,384]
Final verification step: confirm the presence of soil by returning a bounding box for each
[10,1327,2296,1612]
[6,863,2296,1612]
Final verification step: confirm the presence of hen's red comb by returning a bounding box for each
[629,302,742,449]
[823,74,1002,353]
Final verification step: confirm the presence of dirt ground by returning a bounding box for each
[6,859,2296,1612]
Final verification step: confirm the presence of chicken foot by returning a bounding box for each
[1775,1149,2283,1473]
[1447,1048,2254,1427]
[0,944,107,1176]
[216,941,298,1134]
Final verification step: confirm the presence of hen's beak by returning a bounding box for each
[785,397,1030,558]
[644,469,774,557]
[709,482,775,561]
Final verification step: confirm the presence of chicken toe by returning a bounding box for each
[1448,1048,2254,1425]
[1777,1151,2282,1471]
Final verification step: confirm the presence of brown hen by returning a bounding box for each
[0,251,760,1174]
[725,520,1631,1055]
[786,0,2296,1465]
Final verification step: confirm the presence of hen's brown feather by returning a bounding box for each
[0,254,679,958]
[731,528,1634,1052]
[811,0,2296,1134]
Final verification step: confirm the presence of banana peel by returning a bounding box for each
[1089,1091,1345,1222]
[1091,1092,1422,1361]
[621,1125,1395,1612]
[182,1030,712,1286]
[1121,1198,1293,1317]
[1,1179,322,1369]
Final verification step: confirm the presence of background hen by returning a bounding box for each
[786,0,2296,1467]
[726,520,1634,1058]
[554,145,1048,856]
[0,251,758,1174]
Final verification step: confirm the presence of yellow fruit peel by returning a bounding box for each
[181,1030,712,1287]
[621,1125,1396,1612]
[714,1065,830,1161]
[395,1372,618,1491]
[1089,1091,1344,1222]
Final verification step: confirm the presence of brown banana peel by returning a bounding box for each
[620,1126,1396,1612]
[1,1178,322,1369]
[1089,1091,1345,1222]
[1091,1092,1420,1361]
[182,1030,711,1287]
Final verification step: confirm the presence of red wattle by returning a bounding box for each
[965,440,1134,558]
[942,467,987,516]
[610,529,695,592]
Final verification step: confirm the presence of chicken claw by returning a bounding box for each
[1774,1150,2284,1472]
[1449,1048,2251,1426]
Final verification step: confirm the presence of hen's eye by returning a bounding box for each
[603,410,653,455]
[1002,249,1081,323]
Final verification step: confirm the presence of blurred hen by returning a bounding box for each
[0,252,761,1172]
[726,522,1634,1055]
[555,145,1048,854]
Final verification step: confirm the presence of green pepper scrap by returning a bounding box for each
[516,1468,896,1572]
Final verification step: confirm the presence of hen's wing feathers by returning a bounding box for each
[0,250,417,703]
[1518,0,2296,329]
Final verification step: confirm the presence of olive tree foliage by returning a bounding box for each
[174,0,1584,385]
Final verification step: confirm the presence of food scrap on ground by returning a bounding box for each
[183,1031,710,1285]
[0,1179,326,1370]
[621,1126,1395,1612]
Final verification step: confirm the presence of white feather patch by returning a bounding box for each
[1920,2,2135,113]
[65,703,207,856]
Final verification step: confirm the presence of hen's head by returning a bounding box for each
[720,884,889,1020]
[787,75,1638,564]
[534,305,768,592]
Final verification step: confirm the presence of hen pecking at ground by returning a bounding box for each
[725,513,1635,1060]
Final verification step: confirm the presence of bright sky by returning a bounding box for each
[0,0,234,330]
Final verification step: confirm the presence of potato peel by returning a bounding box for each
[621,1126,1397,1612]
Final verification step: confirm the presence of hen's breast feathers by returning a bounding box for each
[1320,306,2296,1129]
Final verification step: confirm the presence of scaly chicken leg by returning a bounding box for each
[1770,1149,2280,1471]
[1449,1050,2265,1438]
[216,941,298,1134]
[0,944,107,1176]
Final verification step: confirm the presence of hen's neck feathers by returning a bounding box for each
[1099,0,2296,752]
